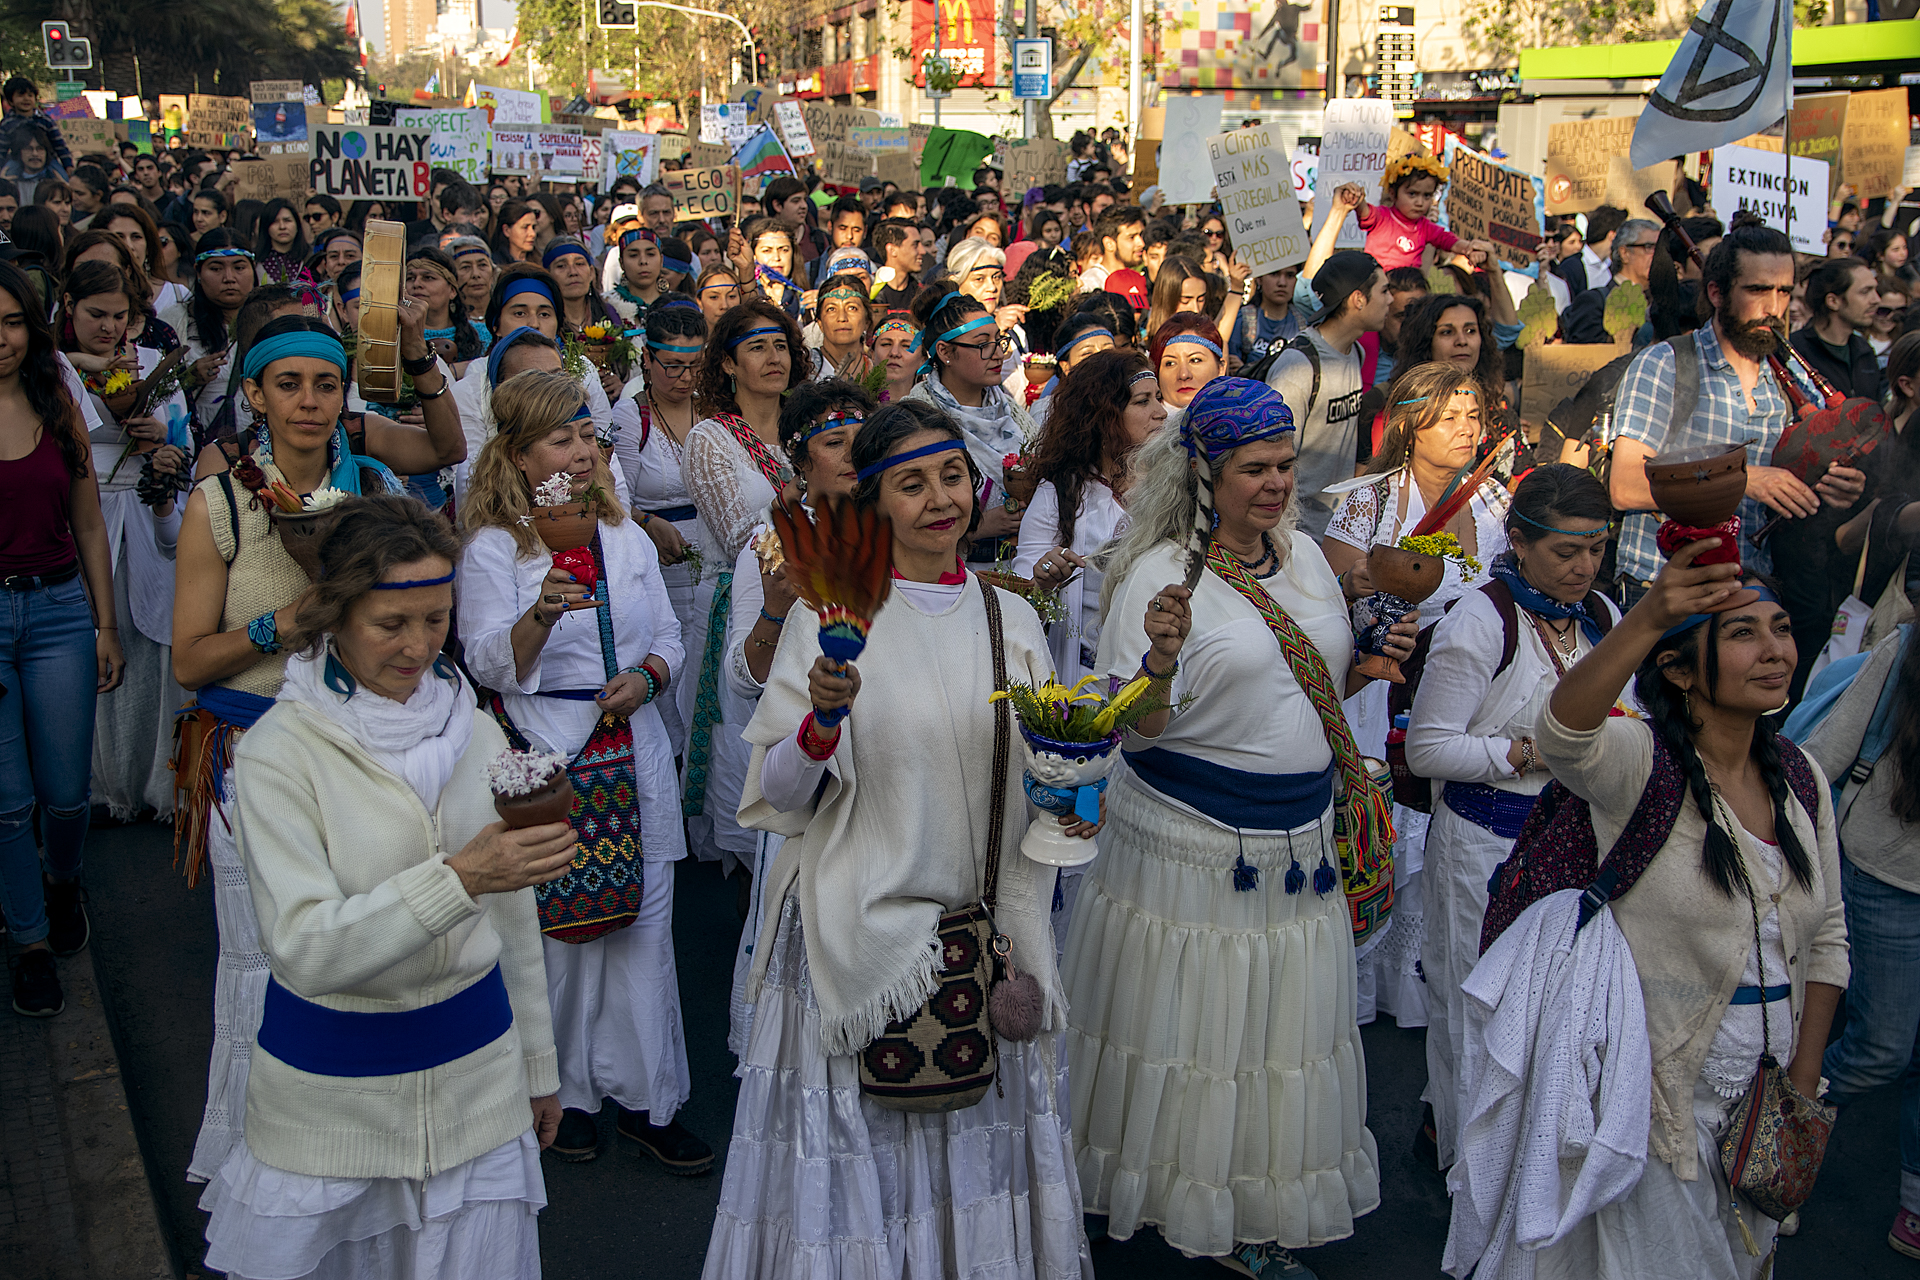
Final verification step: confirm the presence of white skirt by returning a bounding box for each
[1528,1081,1779,1280]
[703,896,1094,1280]
[90,561,181,819]
[727,830,783,1061]
[679,568,754,874]
[191,772,270,1182]
[1358,806,1431,1030]
[653,543,704,757]
[1422,796,1527,1168]
[545,857,691,1121]
[1062,777,1380,1258]
[200,1130,545,1280]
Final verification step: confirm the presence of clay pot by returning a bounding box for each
[1002,461,1039,509]
[493,772,575,829]
[268,508,331,580]
[532,501,596,552]
[578,340,614,370]
[1645,442,1750,528]
[1366,546,1446,605]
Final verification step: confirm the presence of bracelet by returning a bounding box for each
[1140,648,1177,680]
[1517,736,1539,776]
[530,604,555,628]
[797,711,839,761]
[638,510,652,525]
[626,663,661,704]
[758,607,787,627]
[401,351,439,376]
[247,610,281,654]
[414,378,449,400]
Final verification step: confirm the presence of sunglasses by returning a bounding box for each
[303,212,327,223]
[1203,227,1225,238]
[1877,306,1907,320]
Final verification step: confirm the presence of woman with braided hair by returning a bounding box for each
[1519,539,1846,1277]
[1064,377,1416,1278]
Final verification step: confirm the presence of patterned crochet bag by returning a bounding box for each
[487,534,645,943]
[857,584,1019,1112]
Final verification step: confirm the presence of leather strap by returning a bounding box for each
[980,578,1010,913]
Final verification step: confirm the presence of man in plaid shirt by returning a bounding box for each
[1606,218,1866,609]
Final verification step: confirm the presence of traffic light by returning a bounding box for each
[41,21,92,71]
[597,0,636,29]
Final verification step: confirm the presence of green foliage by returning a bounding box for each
[1603,279,1648,342]
[1516,282,1558,350]
[0,0,356,95]
[1024,272,1079,314]
[1424,264,1458,295]
[1460,0,1662,66]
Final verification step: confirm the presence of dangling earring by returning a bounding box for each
[1210,507,1220,532]
[795,472,809,498]
[324,648,358,697]
[1682,689,1694,724]
[432,655,459,683]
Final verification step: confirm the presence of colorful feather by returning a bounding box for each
[770,495,893,726]
[1407,432,1513,538]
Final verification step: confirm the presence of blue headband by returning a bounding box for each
[570,402,591,421]
[1514,510,1607,538]
[487,326,551,386]
[620,227,658,250]
[661,251,692,271]
[1179,376,1295,462]
[1057,327,1113,361]
[542,240,591,268]
[501,276,556,309]
[371,570,455,590]
[452,242,491,260]
[196,246,254,266]
[727,324,783,350]
[1164,333,1224,359]
[856,437,965,481]
[657,298,700,313]
[801,409,862,444]
[243,330,349,383]
[647,338,702,354]
[339,286,361,302]
[911,313,994,353]
[1657,584,1783,645]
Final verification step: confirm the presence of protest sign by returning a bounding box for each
[1545,116,1638,213]
[998,137,1070,193]
[1159,95,1225,204]
[1442,142,1543,266]
[252,100,308,145]
[310,125,435,200]
[45,97,93,120]
[687,139,731,169]
[700,102,750,145]
[775,100,814,156]
[1732,90,1903,198]
[601,131,657,190]
[232,152,312,203]
[1712,143,1828,254]
[491,128,586,179]
[393,107,489,184]
[1906,146,1920,190]
[1207,124,1309,275]
[1316,98,1393,249]
[63,116,116,156]
[802,103,882,184]
[186,95,251,149]
[249,80,304,103]
[665,165,739,221]
[920,127,995,189]
[1520,339,1630,425]
[1290,141,1317,201]
[469,83,543,125]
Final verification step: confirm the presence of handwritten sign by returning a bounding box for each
[63,117,117,157]
[1317,98,1393,250]
[1207,124,1309,275]
[1712,144,1828,254]
[1520,339,1629,425]
[249,80,304,103]
[1159,95,1225,203]
[775,100,814,157]
[1546,116,1638,214]
[919,126,995,190]
[491,127,586,179]
[802,103,883,184]
[186,94,251,149]
[601,131,657,191]
[997,137,1069,193]
[232,152,313,203]
[469,83,543,125]
[665,165,739,221]
[393,107,489,183]
[1442,141,1543,266]
[309,126,435,200]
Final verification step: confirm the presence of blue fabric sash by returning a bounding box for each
[1729,983,1791,1005]
[1442,780,1539,840]
[1125,748,1334,831]
[257,964,513,1077]
[644,504,699,523]
[197,685,274,730]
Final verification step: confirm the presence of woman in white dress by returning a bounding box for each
[705,399,1097,1280]
[169,229,255,438]
[681,300,804,876]
[1320,363,1511,1031]
[459,369,712,1173]
[200,493,568,1280]
[1065,377,1416,1280]
[610,298,713,755]
[720,377,873,1057]
[1405,464,1616,1171]
[60,261,191,818]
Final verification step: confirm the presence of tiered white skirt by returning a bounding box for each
[190,772,270,1182]
[703,896,1094,1280]
[1062,777,1380,1258]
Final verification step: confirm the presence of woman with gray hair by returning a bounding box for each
[1063,377,1418,1279]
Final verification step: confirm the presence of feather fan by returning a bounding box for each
[770,494,893,727]
[1406,428,1515,538]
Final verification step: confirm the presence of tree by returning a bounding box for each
[511,0,785,109]
[1459,0,1665,66]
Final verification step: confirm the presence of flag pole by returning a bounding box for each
[1782,9,1790,249]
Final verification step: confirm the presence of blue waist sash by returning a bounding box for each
[644,504,698,523]
[197,684,275,730]
[533,689,605,701]
[1442,780,1540,840]
[257,964,513,1078]
[1729,983,1791,1005]
[1125,748,1334,831]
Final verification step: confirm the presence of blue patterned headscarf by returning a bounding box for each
[1179,376,1295,462]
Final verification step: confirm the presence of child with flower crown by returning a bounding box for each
[1334,154,1496,273]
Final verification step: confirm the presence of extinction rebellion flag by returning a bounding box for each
[1629,0,1793,169]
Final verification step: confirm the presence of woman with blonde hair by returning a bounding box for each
[1144,252,1212,343]
[459,368,711,1172]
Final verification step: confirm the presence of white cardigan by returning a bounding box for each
[232,701,559,1181]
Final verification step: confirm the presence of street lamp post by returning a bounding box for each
[628,0,758,83]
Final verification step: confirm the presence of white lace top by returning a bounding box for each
[683,416,782,563]
[1324,469,1512,622]
[1701,821,1796,1098]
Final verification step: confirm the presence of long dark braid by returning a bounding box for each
[1633,604,1814,897]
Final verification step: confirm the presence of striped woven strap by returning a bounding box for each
[1205,544,1395,874]
[716,413,787,489]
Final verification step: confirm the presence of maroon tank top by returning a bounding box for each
[0,427,78,576]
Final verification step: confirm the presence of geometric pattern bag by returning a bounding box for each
[857,583,1015,1113]
[486,533,645,944]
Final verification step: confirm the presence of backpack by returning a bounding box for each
[1781,623,1910,816]
[1241,332,1319,410]
[1478,732,1822,955]
[1541,332,1700,488]
[1383,579,1615,812]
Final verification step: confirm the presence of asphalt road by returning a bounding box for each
[81,817,1913,1279]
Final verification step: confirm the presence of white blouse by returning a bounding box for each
[1324,469,1511,621]
[1011,477,1129,679]
[683,416,781,564]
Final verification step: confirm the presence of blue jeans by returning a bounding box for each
[0,575,97,944]
[1824,856,1920,1213]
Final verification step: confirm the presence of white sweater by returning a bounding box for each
[232,700,559,1181]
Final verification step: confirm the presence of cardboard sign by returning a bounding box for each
[392,107,489,184]
[1158,94,1225,204]
[309,126,435,200]
[492,127,586,179]
[998,137,1070,194]
[1712,144,1828,254]
[602,130,657,191]
[775,100,814,157]
[1840,88,1909,202]
[232,152,313,203]
[63,116,117,157]
[801,103,883,184]
[1520,339,1630,425]
[1317,98,1393,250]
[186,94,251,149]
[920,126,995,190]
[1442,142,1543,267]
[1545,116,1639,214]
[1207,124,1309,275]
[249,80,304,103]
[665,165,738,221]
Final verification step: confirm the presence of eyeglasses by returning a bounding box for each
[951,333,1014,358]
[1622,241,1658,253]
[652,358,699,379]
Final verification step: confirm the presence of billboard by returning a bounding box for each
[1159,0,1323,91]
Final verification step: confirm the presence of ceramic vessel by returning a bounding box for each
[268,508,330,580]
[1018,728,1119,868]
[1002,460,1039,509]
[493,772,575,829]
[1645,442,1750,527]
[1352,548,1445,683]
[532,501,596,552]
